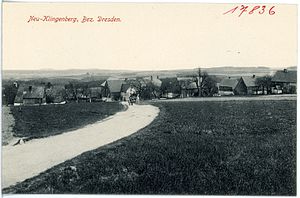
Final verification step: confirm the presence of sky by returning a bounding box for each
[2,3,298,70]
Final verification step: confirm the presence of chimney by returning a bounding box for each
[150,76,153,81]
[252,74,256,78]
[284,69,288,73]
[29,86,33,93]
[157,75,159,79]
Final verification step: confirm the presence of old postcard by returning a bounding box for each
[1,2,297,195]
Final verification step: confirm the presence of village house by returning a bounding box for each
[218,77,239,96]
[99,81,110,99]
[271,69,297,94]
[64,80,109,103]
[22,86,45,105]
[106,79,125,101]
[87,80,109,102]
[178,77,198,98]
[234,75,261,95]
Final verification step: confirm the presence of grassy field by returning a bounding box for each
[2,106,15,145]
[5,102,124,142]
[3,100,296,195]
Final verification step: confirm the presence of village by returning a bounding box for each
[2,68,297,106]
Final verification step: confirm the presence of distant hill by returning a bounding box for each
[287,66,297,71]
[2,66,292,81]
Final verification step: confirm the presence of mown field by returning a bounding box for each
[3,100,296,195]
[4,102,124,143]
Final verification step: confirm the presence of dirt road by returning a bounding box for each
[2,103,159,189]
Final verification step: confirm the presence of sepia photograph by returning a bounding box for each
[1,2,297,196]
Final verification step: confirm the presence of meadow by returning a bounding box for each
[4,102,124,143]
[3,100,296,195]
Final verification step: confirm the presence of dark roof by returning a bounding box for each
[87,80,106,88]
[272,70,297,83]
[107,79,125,93]
[241,76,257,87]
[70,80,106,88]
[120,84,131,93]
[14,84,26,103]
[219,78,238,88]
[160,77,178,83]
[23,86,45,99]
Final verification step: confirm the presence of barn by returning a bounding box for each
[271,69,297,94]
[106,79,125,101]
[23,86,45,105]
[218,77,239,96]
[235,75,264,95]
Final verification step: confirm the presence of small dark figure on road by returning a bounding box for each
[128,94,137,105]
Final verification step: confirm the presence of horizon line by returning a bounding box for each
[2,65,296,71]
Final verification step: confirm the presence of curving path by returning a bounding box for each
[2,103,159,189]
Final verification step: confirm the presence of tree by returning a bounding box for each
[45,82,55,103]
[3,82,18,105]
[160,78,181,96]
[194,68,218,97]
[65,82,77,101]
[196,68,202,96]
[255,75,272,94]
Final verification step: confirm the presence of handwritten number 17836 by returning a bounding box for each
[223,5,276,17]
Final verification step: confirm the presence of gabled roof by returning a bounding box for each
[23,86,45,99]
[219,78,238,88]
[241,76,257,87]
[107,79,125,93]
[87,80,106,88]
[272,70,297,83]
